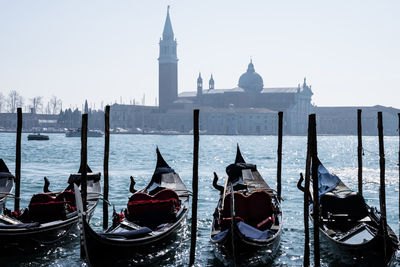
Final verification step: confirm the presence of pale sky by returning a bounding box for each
[0,0,399,110]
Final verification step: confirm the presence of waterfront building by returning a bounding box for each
[103,6,400,135]
[133,6,315,135]
[315,105,400,136]
[1,7,399,136]
[176,68,313,134]
[0,112,58,131]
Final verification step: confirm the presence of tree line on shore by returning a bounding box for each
[0,90,62,115]
[0,91,107,129]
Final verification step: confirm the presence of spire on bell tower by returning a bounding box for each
[84,100,88,114]
[162,6,174,41]
[159,6,177,64]
[158,6,178,110]
[158,6,178,64]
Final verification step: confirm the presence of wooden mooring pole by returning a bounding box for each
[103,105,110,230]
[377,112,388,262]
[303,116,312,267]
[277,111,283,201]
[310,114,320,267]
[81,114,88,212]
[357,109,363,196]
[80,113,88,260]
[398,113,400,234]
[189,109,199,266]
[14,108,22,211]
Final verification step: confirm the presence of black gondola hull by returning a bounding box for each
[0,176,101,253]
[75,149,190,266]
[0,206,97,252]
[210,146,283,264]
[0,160,15,214]
[81,211,187,266]
[317,221,398,265]
[212,225,281,253]
[306,159,399,265]
[211,219,282,264]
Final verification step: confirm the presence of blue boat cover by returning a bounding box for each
[317,162,340,196]
[237,221,273,240]
[211,229,229,242]
[100,227,152,239]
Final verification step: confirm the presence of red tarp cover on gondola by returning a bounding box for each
[222,190,273,230]
[127,189,181,225]
[28,191,76,222]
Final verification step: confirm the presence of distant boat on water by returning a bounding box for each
[27,133,49,141]
[65,128,103,138]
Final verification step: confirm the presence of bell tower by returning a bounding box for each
[209,74,214,90]
[158,6,178,110]
[197,72,203,96]
[196,73,203,105]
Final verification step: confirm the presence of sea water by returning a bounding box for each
[0,133,399,266]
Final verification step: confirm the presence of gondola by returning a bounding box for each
[75,148,190,266]
[0,164,101,251]
[297,158,399,265]
[0,159,14,214]
[210,145,282,262]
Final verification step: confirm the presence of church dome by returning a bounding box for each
[238,60,264,93]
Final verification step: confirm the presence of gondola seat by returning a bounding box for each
[28,191,76,223]
[222,191,273,230]
[126,189,181,227]
[320,191,368,222]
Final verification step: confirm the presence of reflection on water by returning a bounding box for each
[0,133,400,266]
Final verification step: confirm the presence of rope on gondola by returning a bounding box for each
[0,193,20,199]
[88,193,113,207]
[174,189,193,196]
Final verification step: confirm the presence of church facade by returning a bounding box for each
[155,7,314,135]
[106,7,400,136]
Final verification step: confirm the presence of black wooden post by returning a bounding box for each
[277,111,283,200]
[103,106,110,230]
[377,112,387,262]
[81,114,88,212]
[189,109,199,266]
[310,114,320,267]
[303,118,312,267]
[14,108,22,211]
[357,109,363,196]
[398,113,400,233]
[80,113,88,260]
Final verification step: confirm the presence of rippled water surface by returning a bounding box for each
[1,133,400,266]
